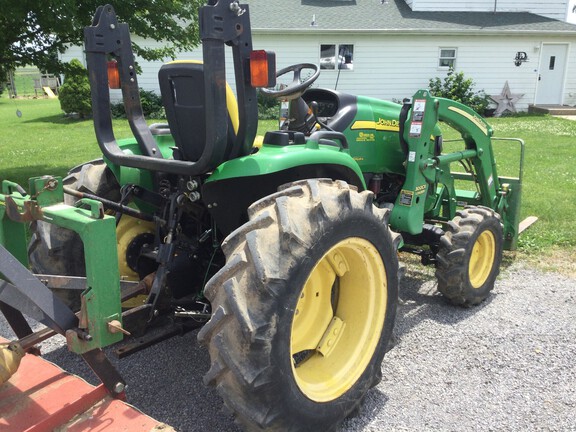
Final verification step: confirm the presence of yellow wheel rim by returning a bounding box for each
[290,237,387,402]
[468,230,496,288]
[116,216,155,281]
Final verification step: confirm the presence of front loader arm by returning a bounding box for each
[436,95,500,208]
[390,90,501,235]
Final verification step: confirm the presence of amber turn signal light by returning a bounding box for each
[250,50,276,88]
[107,60,121,89]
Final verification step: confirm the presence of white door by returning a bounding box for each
[535,44,568,105]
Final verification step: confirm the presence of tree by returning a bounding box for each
[0,0,204,78]
[58,59,92,118]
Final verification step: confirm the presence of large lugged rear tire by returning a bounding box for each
[435,206,504,307]
[28,160,122,308]
[28,159,121,276]
[198,179,400,432]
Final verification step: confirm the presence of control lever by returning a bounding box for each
[310,101,334,131]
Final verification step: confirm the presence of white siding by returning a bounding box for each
[406,0,569,21]
[129,36,204,93]
[568,0,576,23]
[253,32,576,110]
[58,45,86,85]
[562,42,576,105]
[62,31,576,109]
[58,45,85,66]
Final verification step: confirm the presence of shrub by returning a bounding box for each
[139,89,165,118]
[110,88,165,119]
[257,90,280,120]
[59,59,92,118]
[110,100,126,119]
[428,69,490,115]
[112,88,275,120]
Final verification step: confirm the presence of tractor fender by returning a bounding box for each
[202,145,365,236]
[104,136,173,191]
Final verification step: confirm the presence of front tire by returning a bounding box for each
[435,206,504,307]
[198,179,400,431]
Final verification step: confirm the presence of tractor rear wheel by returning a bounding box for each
[198,179,400,432]
[28,160,122,307]
[435,206,503,307]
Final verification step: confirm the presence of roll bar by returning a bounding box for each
[83,1,258,176]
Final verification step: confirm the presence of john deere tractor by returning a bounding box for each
[0,1,525,431]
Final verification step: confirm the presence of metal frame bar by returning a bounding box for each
[0,177,123,354]
[83,1,259,175]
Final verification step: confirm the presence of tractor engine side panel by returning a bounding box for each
[202,164,364,237]
[344,96,407,176]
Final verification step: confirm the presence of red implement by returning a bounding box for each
[0,338,173,432]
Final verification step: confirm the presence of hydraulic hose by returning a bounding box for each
[63,187,154,222]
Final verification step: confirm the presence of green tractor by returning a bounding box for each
[0,1,525,431]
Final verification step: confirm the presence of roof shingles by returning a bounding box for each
[246,0,576,34]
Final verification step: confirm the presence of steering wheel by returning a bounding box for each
[261,63,320,100]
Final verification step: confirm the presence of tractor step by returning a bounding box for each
[0,337,174,432]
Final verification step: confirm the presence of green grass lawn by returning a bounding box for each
[442,116,576,275]
[0,98,275,187]
[0,98,146,187]
[1,97,574,275]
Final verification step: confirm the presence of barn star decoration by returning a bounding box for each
[490,81,524,117]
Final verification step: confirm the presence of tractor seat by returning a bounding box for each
[158,61,239,162]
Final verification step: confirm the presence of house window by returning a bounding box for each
[320,44,354,70]
[438,48,457,69]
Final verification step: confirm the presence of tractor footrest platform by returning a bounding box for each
[0,337,174,432]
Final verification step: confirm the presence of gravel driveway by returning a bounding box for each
[2,260,575,431]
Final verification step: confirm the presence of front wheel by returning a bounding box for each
[435,206,504,307]
[198,179,400,432]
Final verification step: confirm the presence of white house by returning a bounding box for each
[62,0,576,110]
[405,0,576,22]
